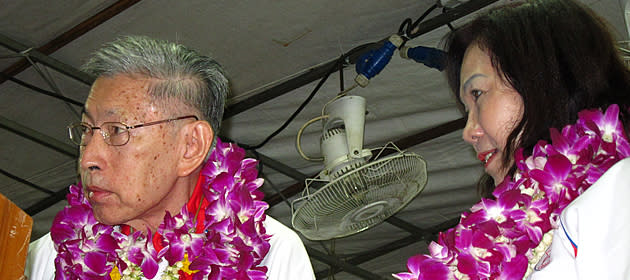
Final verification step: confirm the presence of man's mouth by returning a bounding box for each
[477,149,497,167]
[85,186,111,202]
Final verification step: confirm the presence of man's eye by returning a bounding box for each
[471,89,483,100]
[79,124,92,134]
[109,125,127,136]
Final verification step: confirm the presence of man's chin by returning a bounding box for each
[92,208,126,226]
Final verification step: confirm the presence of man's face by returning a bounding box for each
[79,74,184,228]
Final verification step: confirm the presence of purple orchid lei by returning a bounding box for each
[51,138,271,280]
[394,104,630,280]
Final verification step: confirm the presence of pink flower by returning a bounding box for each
[578,104,625,143]
[550,126,593,166]
[158,209,205,265]
[123,231,159,278]
[393,255,451,280]
[529,154,576,210]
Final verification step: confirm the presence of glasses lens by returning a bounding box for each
[69,123,91,146]
[103,123,129,146]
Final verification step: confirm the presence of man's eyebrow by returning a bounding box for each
[81,108,93,120]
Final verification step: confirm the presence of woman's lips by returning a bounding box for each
[477,149,498,168]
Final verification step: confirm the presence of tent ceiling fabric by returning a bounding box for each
[1,0,628,278]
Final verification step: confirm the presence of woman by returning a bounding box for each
[395,0,630,279]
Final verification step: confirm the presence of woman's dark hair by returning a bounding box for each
[443,0,630,197]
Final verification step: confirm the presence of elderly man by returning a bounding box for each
[25,35,315,280]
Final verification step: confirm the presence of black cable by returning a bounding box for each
[0,72,84,107]
[442,7,456,31]
[398,4,439,40]
[338,54,344,92]
[237,41,381,151]
[410,4,439,31]
[241,59,341,150]
[398,18,413,36]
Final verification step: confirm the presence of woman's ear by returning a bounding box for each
[177,121,213,177]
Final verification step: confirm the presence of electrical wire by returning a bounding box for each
[296,115,328,161]
[240,59,341,150]
[338,56,345,91]
[398,4,439,41]
[442,6,456,31]
[236,41,378,151]
[294,79,359,161]
[237,41,383,151]
[336,83,357,97]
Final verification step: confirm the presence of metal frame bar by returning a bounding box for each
[314,217,460,279]
[0,116,77,158]
[307,246,389,280]
[0,0,142,85]
[0,168,54,195]
[0,32,94,85]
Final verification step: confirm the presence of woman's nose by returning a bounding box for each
[462,111,483,144]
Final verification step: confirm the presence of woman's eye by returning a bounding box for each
[471,89,483,100]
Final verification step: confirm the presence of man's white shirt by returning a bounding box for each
[25,216,315,280]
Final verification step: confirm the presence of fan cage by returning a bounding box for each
[291,144,427,240]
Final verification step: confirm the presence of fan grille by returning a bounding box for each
[292,152,427,240]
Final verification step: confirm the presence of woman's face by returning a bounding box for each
[459,43,524,185]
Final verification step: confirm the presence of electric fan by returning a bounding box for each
[292,95,428,240]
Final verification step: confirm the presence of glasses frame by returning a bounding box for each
[68,115,198,146]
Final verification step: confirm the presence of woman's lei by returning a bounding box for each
[51,138,271,280]
[394,104,630,280]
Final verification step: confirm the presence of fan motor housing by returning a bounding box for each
[320,127,371,179]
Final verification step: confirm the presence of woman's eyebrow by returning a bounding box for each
[461,73,486,93]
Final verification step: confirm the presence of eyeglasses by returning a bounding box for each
[68,115,198,146]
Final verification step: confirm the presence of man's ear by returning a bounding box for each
[177,121,213,177]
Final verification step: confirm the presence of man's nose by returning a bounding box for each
[79,131,108,172]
